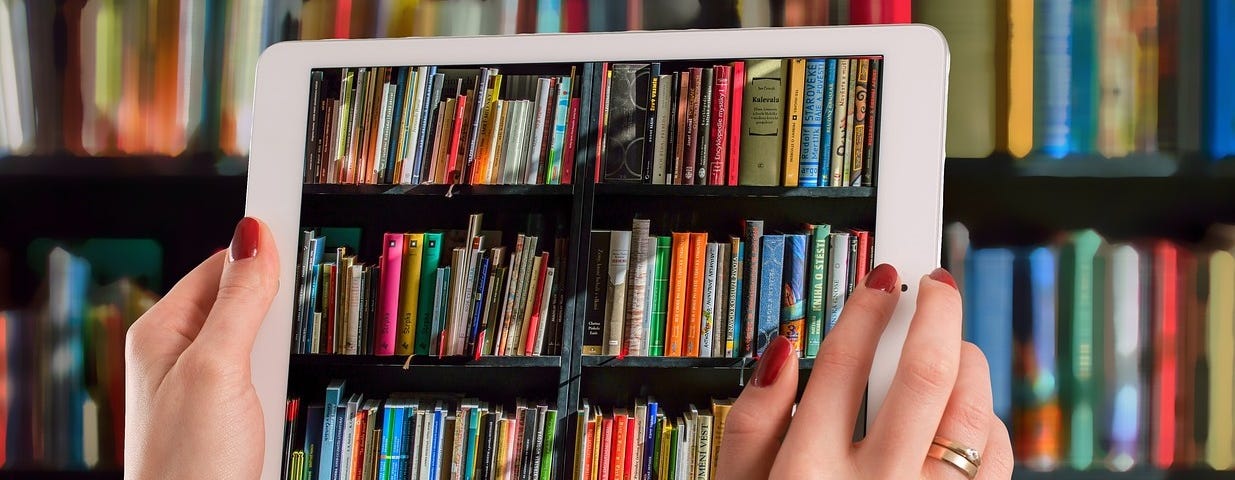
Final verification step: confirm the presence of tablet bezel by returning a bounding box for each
[245,25,949,479]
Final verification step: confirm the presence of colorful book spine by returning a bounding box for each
[1069,0,1098,155]
[742,220,764,356]
[727,237,743,358]
[757,235,785,356]
[650,237,671,357]
[965,248,1015,423]
[806,225,830,357]
[375,234,404,355]
[782,58,806,187]
[727,61,745,186]
[1060,230,1104,470]
[708,65,731,185]
[685,233,708,356]
[819,59,837,186]
[397,233,425,355]
[829,59,851,186]
[1034,0,1072,157]
[415,233,444,355]
[738,59,785,186]
[825,232,851,335]
[799,59,825,187]
[700,242,719,358]
[1206,0,1235,158]
[666,232,690,356]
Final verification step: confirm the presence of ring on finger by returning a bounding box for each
[926,443,979,479]
[933,435,982,467]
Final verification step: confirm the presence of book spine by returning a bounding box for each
[708,65,731,185]
[527,78,553,184]
[863,59,881,187]
[640,64,661,183]
[799,59,825,187]
[829,59,851,186]
[756,235,785,356]
[641,235,659,357]
[714,243,730,358]
[683,68,702,185]
[627,219,652,356]
[727,61,745,186]
[781,234,807,353]
[375,234,404,355]
[397,233,425,355]
[1206,0,1235,158]
[695,67,714,184]
[564,97,580,184]
[738,59,786,186]
[584,231,611,355]
[666,232,691,356]
[652,75,672,185]
[742,221,764,356]
[685,232,708,356]
[672,72,688,184]
[650,237,671,356]
[819,59,837,186]
[726,237,742,358]
[842,58,858,186]
[1069,0,1099,155]
[605,231,632,355]
[851,59,871,186]
[594,63,610,182]
[414,233,443,355]
[825,232,850,335]
[549,75,572,184]
[806,225,830,357]
[782,58,806,187]
[700,242,719,358]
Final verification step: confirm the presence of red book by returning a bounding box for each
[850,230,871,284]
[564,0,589,32]
[849,0,911,24]
[595,63,610,182]
[447,95,468,184]
[727,61,745,186]
[351,409,367,478]
[517,0,537,33]
[375,233,405,355]
[1152,241,1179,467]
[334,0,353,38]
[708,65,732,185]
[600,417,614,480]
[612,414,628,480]
[673,73,690,184]
[1176,249,1201,463]
[525,253,550,355]
[623,414,636,478]
[683,68,703,185]
[563,97,580,184]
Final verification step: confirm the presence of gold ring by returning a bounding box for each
[933,435,982,466]
[927,443,979,479]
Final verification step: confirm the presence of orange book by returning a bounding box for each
[667,233,691,356]
[685,232,708,356]
[599,416,614,480]
[782,58,806,186]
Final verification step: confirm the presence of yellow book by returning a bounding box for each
[709,399,733,480]
[397,233,425,355]
[1206,250,1235,469]
[782,58,806,187]
[590,415,602,480]
[658,419,673,480]
[496,417,509,478]
[474,73,503,184]
[1004,0,1033,157]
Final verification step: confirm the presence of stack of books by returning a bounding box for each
[571,397,734,480]
[946,223,1235,472]
[293,214,568,358]
[283,380,559,480]
[586,219,871,359]
[596,57,882,188]
[303,66,581,186]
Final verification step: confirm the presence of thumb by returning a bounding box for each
[715,335,799,480]
[192,217,281,363]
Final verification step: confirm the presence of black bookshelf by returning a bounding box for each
[289,353,562,368]
[0,470,121,480]
[594,183,874,198]
[302,183,574,196]
[580,355,815,369]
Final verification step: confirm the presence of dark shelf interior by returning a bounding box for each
[289,353,561,368]
[0,470,121,480]
[580,355,814,369]
[594,183,875,198]
[302,183,574,196]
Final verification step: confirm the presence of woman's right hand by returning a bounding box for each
[714,264,1014,479]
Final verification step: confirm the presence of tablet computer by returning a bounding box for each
[245,25,948,479]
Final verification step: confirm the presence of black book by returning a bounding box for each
[584,231,612,354]
[639,63,661,183]
[602,63,651,182]
[697,67,714,184]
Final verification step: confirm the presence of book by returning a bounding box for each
[667,232,691,356]
[685,233,708,356]
[605,231,632,355]
[700,242,720,358]
[742,221,764,356]
[626,219,652,355]
[964,248,1015,423]
[603,64,650,182]
[806,224,830,357]
[584,231,612,355]
[780,234,807,354]
[738,59,787,186]
[726,237,743,358]
[757,235,786,356]
[825,231,851,335]
[397,233,425,355]
[799,59,826,187]
[1059,229,1105,470]
[650,236,671,357]
[829,59,851,186]
[782,58,806,187]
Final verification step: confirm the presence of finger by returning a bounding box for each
[125,251,226,372]
[715,335,799,480]
[191,217,281,362]
[922,343,993,480]
[861,268,964,476]
[772,263,900,467]
[976,417,1014,480]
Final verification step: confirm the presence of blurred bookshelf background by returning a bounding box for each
[0,0,1232,478]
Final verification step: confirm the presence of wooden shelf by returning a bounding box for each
[289,353,562,368]
[302,183,573,196]
[580,356,814,369]
[594,183,874,198]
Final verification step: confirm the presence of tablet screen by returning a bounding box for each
[278,56,882,480]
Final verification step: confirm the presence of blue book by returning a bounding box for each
[389,403,406,480]
[467,255,492,356]
[1028,247,1058,416]
[548,75,573,183]
[781,234,808,350]
[377,405,393,480]
[1033,0,1072,158]
[385,66,409,183]
[964,248,1015,423]
[319,379,346,480]
[818,59,838,185]
[1068,0,1097,155]
[303,404,325,480]
[643,400,659,480]
[1207,0,1235,158]
[799,59,826,187]
[731,241,745,356]
[305,238,325,353]
[757,234,786,355]
[464,406,481,479]
[537,0,562,33]
[430,406,445,475]
[398,405,417,479]
[412,67,440,183]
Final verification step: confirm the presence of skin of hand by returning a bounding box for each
[715,264,1015,480]
[125,217,280,480]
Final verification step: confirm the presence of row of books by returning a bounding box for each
[282,381,560,480]
[303,66,581,186]
[945,223,1235,472]
[0,248,158,469]
[292,215,568,358]
[597,57,881,187]
[920,0,1235,160]
[571,398,732,480]
[584,220,872,358]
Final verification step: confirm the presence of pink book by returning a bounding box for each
[708,65,731,185]
[727,61,745,186]
[375,233,404,355]
[524,253,550,356]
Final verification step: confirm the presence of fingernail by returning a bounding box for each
[753,336,793,388]
[929,268,958,290]
[229,217,259,262]
[864,263,898,294]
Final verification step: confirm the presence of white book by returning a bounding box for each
[825,232,851,335]
[504,101,528,185]
[400,67,428,184]
[340,394,363,480]
[652,74,673,184]
[700,243,719,358]
[633,401,648,477]
[510,237,539,355]
[518,254,545,355]
[604,231,632,355]
[641,237,659,357]
[487,100,509,184]
[626,219,651,355]
[696,413,714,480]
[448,248,468,355]
[346,264,363,354]
[374,82,395,180]
[829,59,851,187]
[1104,243,1144,471]
[525,78,553,184]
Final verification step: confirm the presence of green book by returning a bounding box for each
[738,58,788,186]
[1058,229,1104,470]
[649,236,672,356]
[667,420,680,477]
[414,232,444,355]
[806,224,830,358]
[538,409,557,480]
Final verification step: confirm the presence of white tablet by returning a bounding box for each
[245,25,948,479]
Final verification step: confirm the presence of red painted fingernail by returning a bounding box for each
[864,263,898,294]
[753,336,793,388]
[929,267,958,290]
[229,217,259,262]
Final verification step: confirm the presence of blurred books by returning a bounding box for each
[947,222,1235,472]
[1,245,158,470]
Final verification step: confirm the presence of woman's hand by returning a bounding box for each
[125,217,279,480]
[715,264,1014,479]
